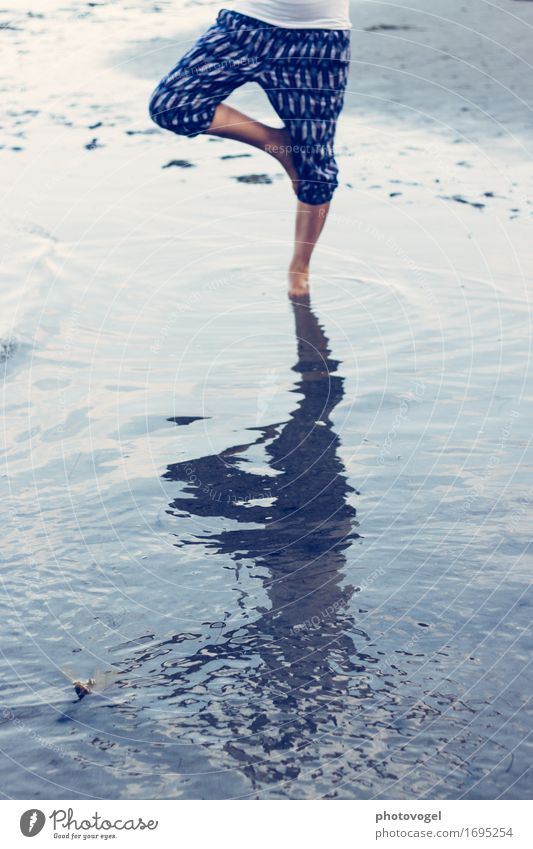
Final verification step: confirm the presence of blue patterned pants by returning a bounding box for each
[149,9,351,205]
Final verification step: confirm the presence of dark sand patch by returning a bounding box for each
[167,416,209,426]
[440,194,485,210]
[233,173,272,185]
[220,153,252,160]
[126,128,160,136]
[85,137,104,150]
[162,158,195,169]
[1,338,17,362]
[364,24,417,31]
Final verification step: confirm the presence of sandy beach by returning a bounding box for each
[1,0,532,799]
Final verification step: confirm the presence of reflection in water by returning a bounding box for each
[7,297,513,800]
[161,297,367,788]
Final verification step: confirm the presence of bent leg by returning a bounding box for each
[149,14,299,187]
[205,103,299,191]
[148,20,250,136]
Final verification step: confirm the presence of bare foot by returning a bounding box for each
[288,261,310,297]
[266,127,299,196]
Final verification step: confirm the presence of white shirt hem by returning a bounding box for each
[227,5,352,30]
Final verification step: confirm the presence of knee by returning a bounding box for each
[297,179,338,205]
[297,163,339,204]
[149,84,179,132]
[148,85,165,129]
[148,86,162,126]
[295,144,339,204]
[148,82,192,136]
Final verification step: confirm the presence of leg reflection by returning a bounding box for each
[161,296,364,785]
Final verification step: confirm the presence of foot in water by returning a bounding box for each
[288,261,310,297]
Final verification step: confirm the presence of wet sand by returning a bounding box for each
[1,0,532,799]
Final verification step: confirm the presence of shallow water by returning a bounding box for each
[1,0,532,799]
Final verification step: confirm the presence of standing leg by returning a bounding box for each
[258,30,351,294]
[289,201,330,296]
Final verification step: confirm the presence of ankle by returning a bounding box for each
[289,258,310,273]
[288,264,310,296]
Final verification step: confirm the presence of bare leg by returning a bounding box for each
[206,103,299,192]
[206,103,330,295]
[288,201,329,297]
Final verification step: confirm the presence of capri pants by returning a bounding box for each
[148,8,351,205]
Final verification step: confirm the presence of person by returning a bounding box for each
[148,2,351,296]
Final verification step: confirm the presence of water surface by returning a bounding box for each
[1,0,532,799]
